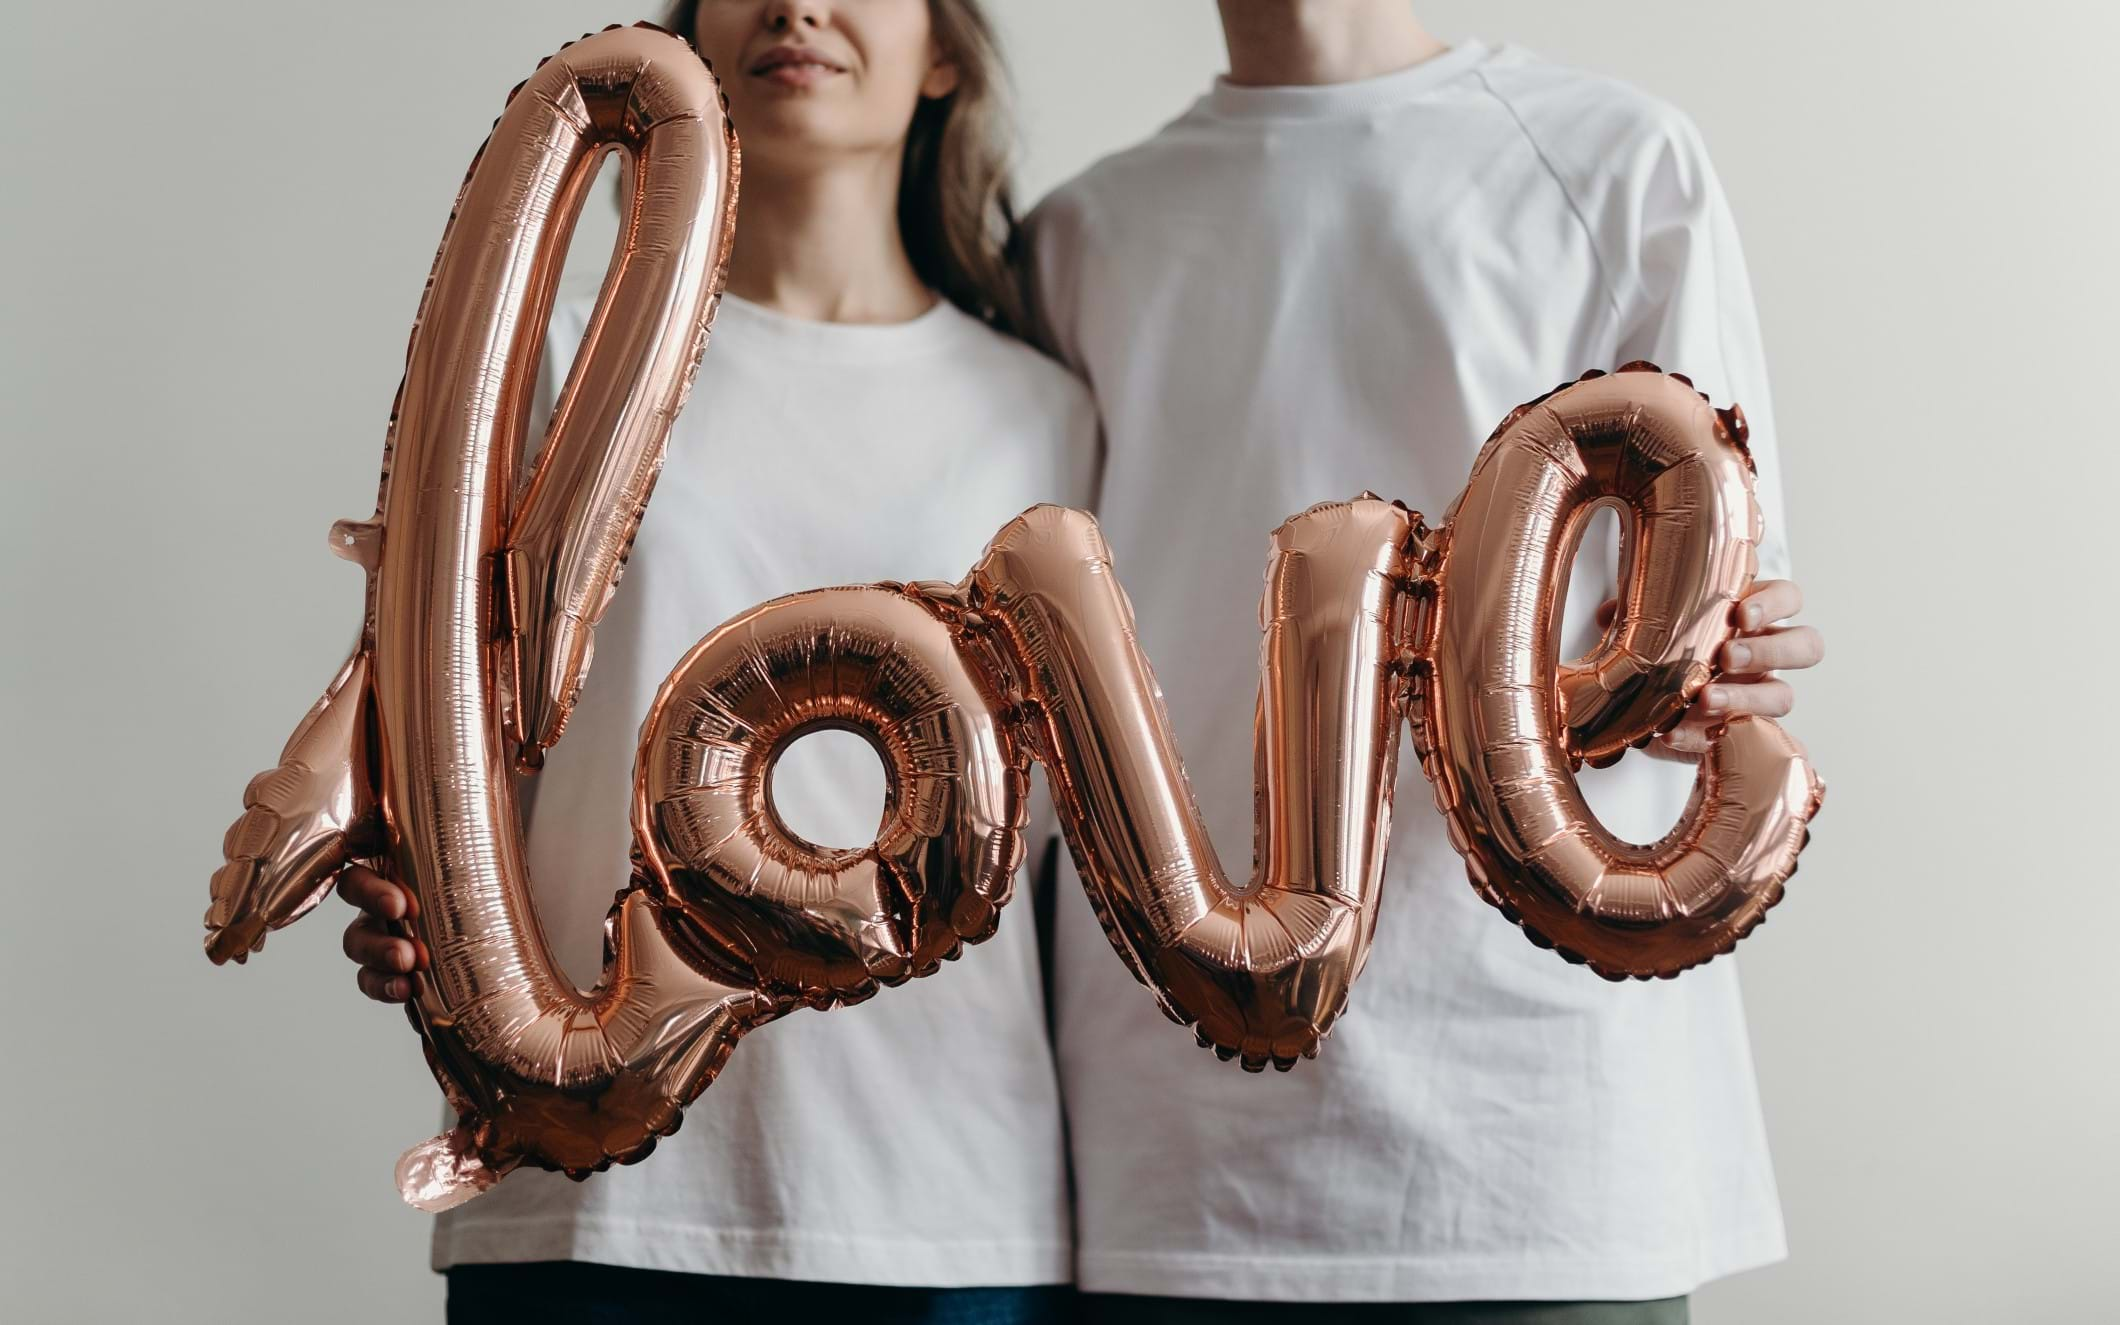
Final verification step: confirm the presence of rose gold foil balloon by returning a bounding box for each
[207,25,764,1210]
[204,26,1820,1204]
[970,502,1414,1070]
[1413,364,1823,977]
[637,586,1030,1003]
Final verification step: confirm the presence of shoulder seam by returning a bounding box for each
[1025,179,1102,382]
[1472,66,1625,327]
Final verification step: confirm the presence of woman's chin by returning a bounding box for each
[725,110,871,166]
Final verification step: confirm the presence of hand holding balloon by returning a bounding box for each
[1667,580,1821,755]
[1594,580,1824,759]
[338,866,421,1004]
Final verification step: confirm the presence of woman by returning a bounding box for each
[336,3,1095,1321]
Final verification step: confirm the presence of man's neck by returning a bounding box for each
[1216,0,1446,87]
[724,152,934,326]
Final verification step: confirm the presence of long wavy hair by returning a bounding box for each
[661,0,1027,336]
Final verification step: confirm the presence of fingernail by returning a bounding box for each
[1727,643,1751,669]
[383,894,404,920]
[1745,606,1763,628]
[394,943,415,973]
[1705,687,1727,711]
[388,978,409,1001]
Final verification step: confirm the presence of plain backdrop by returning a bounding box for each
[4,3,2113,1321]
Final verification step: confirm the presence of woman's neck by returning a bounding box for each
[724,151,934,324]
[1216,0,1445,87]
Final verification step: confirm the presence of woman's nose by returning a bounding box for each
[763,0,827,32]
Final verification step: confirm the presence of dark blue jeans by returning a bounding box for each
[1078,1295,1689,1324]
[445,1262,1687,1324]
[445,1262,1073,1325]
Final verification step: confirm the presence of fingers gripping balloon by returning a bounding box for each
[203,31,1821,1210]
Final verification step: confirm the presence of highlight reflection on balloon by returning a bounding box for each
[203,29,1819,1212]
[207,23,757,1211]
[1416,367,1822,979]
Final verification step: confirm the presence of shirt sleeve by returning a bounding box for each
[1022,188,1109,512]
[1061,380,1106,512]
[1610,114,1793,581]
[1020,188,1096,377]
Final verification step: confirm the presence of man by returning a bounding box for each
[1026,2,1824,1321]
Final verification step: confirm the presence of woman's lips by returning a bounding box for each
[749,46,847,88]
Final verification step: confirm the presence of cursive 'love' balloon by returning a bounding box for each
[203,29,1821,1214]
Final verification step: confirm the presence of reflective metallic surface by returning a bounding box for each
[637,586,1029,1006]
[1416,366,1824,978]
[205,25,755,1210]
[203,652,378,966]
[971,502,1415,1071]
[204,38,1820,1205]
[366,24,742,1203]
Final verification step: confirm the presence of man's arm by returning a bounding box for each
[1018,189,1097,377]
[1611,110,1792,582]
[1602,107,1820,750]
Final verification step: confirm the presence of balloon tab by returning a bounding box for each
[328,519,382,570]
[395,1126,507,1212]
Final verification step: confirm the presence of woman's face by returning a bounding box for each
[690,0,958,172]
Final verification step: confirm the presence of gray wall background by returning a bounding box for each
[4,3,2113,1320]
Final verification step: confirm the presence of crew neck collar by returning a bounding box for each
[713,290,970,362]
[1201,40,1492,123]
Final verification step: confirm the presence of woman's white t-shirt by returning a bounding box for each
[430,292,1098,1286]
[1028,42,1794,1303]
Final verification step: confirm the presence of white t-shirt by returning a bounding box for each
[431,292,1099,1286]
[1028,42,1793,1302]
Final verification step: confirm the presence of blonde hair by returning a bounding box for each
[662,1,1028,336]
